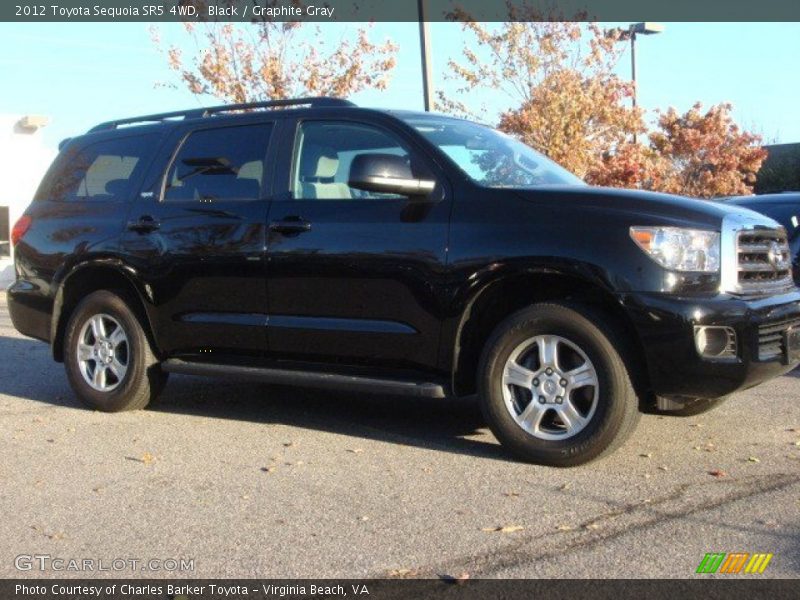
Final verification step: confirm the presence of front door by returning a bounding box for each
[265,118,451,372]
[121,121,275,358]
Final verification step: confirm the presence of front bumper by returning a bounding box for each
[620,289,800,400]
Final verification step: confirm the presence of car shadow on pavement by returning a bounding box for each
[150,375,513,462]
[0,335,76,408]
[0,330,509,461]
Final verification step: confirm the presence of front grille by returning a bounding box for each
[736,229,794,295]
[757,316,800,361]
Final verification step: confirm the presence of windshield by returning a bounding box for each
[401,115,585,188]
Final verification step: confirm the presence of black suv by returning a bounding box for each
[8,97,800,466]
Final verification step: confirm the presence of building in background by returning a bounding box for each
[756,143,800,194]
[0,114,54,289]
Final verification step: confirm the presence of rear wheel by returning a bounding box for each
[479,303,640,467]
[64,290,167,412]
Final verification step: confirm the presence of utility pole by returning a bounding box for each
[418,0,434,111]
[616,22,664,143]
[629,26,637,109]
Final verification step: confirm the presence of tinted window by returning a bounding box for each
[38,133,158,202]
[163,124,271,203]
[291,121,431,200]
[401,115,585,188]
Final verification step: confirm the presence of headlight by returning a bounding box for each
[630,227,720,272]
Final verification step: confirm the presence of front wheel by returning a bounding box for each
[64,290,167,412]
[479,303,640,467]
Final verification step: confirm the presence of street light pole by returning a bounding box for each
[418,0,434,112]
[629,27,637,109]
[616,22,664,142]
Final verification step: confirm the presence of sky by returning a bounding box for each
[1,21,798,152]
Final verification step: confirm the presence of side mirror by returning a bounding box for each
[348,153,436,199]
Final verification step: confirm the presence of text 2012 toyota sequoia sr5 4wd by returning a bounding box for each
[8,98,800,466]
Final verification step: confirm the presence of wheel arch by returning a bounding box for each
[50,259,159,362]
[450,268,652,404]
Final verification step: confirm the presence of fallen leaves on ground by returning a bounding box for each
[482,525,524,533]
[747,456,760,463]
[639,452,653,458]
[126,452,155,465]
[388,568,419,578]
[260,466,276,473]
[708,469,727,478]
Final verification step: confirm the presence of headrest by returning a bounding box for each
[302,145,339,179]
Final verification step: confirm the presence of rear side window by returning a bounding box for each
[163,124,272,203]
[37,133,158,202]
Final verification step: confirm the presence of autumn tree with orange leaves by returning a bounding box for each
[441,18,766,198]
[439,20,644,181]
[649,103,767,198]
[152,7,397,102]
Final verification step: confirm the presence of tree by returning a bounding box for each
[441,15,766,197]
[151,6,397,103]
[755,145,800,193]
[440,19,645,180]
[649,103,767,198]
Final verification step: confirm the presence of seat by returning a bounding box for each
[299,145,351,200]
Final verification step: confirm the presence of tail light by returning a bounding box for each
[11,215,32,246]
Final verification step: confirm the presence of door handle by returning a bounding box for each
[269,217,312,234]
[127,215,160,233]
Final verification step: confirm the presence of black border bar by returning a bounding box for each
[3,0,800,22]
[3,579,800,600]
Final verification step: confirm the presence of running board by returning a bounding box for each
[161,359,448,399]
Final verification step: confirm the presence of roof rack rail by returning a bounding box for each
[88,97,355,132]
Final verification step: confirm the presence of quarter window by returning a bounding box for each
[37,133,158,202]
[163,124,272,203]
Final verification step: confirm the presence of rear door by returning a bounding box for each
[120,120,276,358]
[264,116,452,372]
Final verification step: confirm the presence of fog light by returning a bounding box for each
[694,326,737,359]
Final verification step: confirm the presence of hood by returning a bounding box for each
[512,185,776,230]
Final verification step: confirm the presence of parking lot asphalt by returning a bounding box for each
[1,291,798,579]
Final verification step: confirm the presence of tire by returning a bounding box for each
[478,302,640,467]
[654,396,729,417]
[64,290,167,412]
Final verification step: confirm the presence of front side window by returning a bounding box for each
[38,133,158,202]
[163,124,272,203]
[401,115,584,188]
[291,121,431,200]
